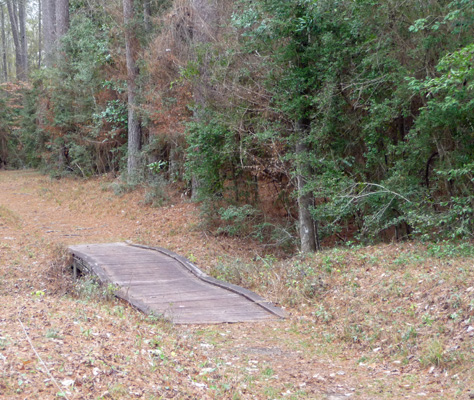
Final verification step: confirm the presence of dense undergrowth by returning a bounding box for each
[1,0,473,249]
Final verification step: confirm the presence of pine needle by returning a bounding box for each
[18,316,72,400]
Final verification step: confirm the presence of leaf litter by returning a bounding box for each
[0,170,473,399]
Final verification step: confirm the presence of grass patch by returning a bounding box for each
[427,240,474,258]
[0,205,22,228]
[45,328,62,339]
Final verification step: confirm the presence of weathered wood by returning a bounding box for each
[68,242,285,324]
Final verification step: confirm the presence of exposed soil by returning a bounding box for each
[0,170,473,399]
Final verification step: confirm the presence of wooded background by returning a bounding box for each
[0,0,472,251]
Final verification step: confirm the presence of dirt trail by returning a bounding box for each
[0,171,459,399]
[1,170,217,255]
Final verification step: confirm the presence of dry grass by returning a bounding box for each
[43,244,75,296]
[0,170,473,399]
[211,242,474,370]
[0,205,22,228]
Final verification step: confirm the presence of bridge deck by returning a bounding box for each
[68,243,285,324]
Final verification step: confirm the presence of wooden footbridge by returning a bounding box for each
[68,242,285,324]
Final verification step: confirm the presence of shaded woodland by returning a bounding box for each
[0,0,473,251]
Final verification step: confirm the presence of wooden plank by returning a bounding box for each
[129,287,231,299]
[145,292,240,302]
[137,293,245,305]
[160,309,273,324]
[91,256,160,262]
[146,301,270,313]
[100,264,191,274]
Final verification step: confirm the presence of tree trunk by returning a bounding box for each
[5,0,24,80]
[0,133,6,168]
[169,139,181,181]
[56,0,69,39]
[38,0,42,68]
[296,120,319,253]
[1,5,7,82]
[43,0,56,66]
[192,0,217,106]
[123,0,142,183]
[18,0,28,77]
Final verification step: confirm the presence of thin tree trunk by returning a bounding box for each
[123,0,142,183]
[56,0,69,39]
[0,133,7,168]
[5,0,24,80]
[38,0,42,68]
[43,0,56,66]
[1,5,7,82]
[169,139,181,180]
[296,120,319,253]
[192,0,216,107]
[18,0,28,77]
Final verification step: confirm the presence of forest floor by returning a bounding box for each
[0,170,473,400]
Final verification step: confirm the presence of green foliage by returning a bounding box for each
[217,204,259,237]
[45,328,62,339]
[143,175,169,207]
[1,0,473,246]
[50,14,111,125]
[314,305,333,323]
[74,276,118,302]
[228,0,474,242]
[3,9,125,175]
[426,241,474,258]
[420,340,447,368]
[148,160,168,175]
[185,113,238,199]
[93,99,128,133]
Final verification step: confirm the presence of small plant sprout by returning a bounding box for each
[148,160,168,175]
